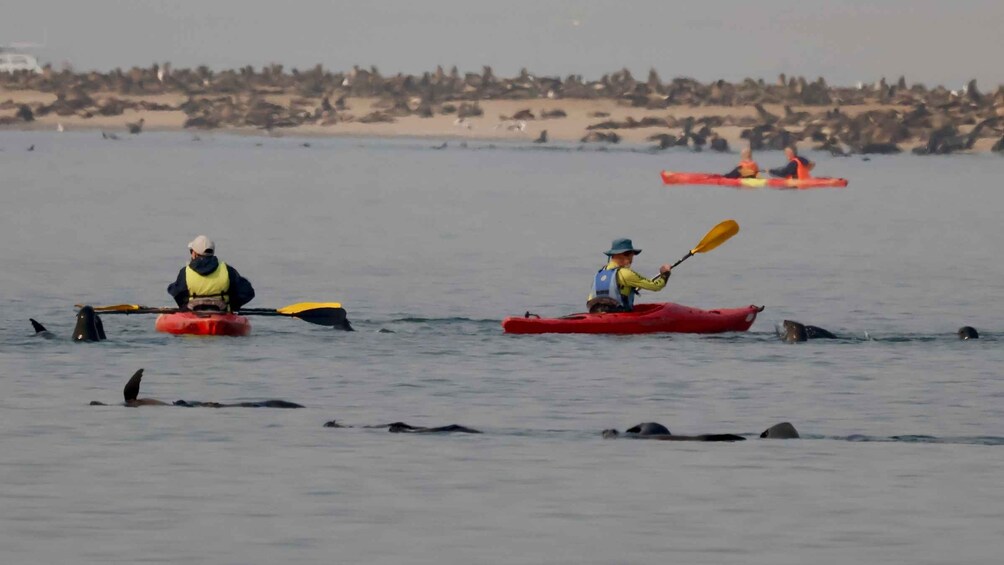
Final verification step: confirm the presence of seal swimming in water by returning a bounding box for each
[958,326,979,340]
[322,420,481,433]
[29,319,56,339]
[760,422,800,439]
[386,422,481,434]
[779,320,837,343]
[89,369,169,407]
[73,306,106,342]
[601,422,745,442]
[90,369,304,408]
[174,399,304,408]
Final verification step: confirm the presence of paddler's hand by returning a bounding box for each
[659,264,672,280]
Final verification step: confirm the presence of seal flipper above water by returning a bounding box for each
[30,319,56,339]
[760,422,800,439]
[121,369,168,406]
[124,369,144,402]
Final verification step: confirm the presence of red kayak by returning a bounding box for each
[155,312,252,336]
[661,170,848,189]
[502,303,763,335]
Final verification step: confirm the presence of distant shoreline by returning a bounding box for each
[3,68,1003,155]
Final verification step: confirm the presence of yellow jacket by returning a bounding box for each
[604,260,668,297]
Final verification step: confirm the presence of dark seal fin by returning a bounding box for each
[30,319,48,333]
[958,326,979,340]
[123,369,144,402]
[760,422,800,439]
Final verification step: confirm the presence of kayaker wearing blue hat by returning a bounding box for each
[587,238,671,313]
[167,235,255,312]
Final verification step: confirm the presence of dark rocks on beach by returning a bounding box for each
[16,104,34,121]
[358,111,395,124]
[457,102,483,118]
[580,131,620,144]
[511,109,535,121]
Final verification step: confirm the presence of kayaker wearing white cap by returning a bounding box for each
[587,238,672,313]
[167,235,255,311]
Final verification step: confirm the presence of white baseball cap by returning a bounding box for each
[188,235,215,255]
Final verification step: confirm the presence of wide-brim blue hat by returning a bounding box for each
[605,238,642,256]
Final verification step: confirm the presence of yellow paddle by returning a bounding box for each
[671,219,739,268]
[74,302,349,328]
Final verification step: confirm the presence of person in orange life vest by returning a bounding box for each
[723,148,760,179]
[769,146,815,179]
[167,235,255,311]
[587,238,672,314]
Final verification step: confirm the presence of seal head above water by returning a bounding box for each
[760,422,800,439]
[780,320,837,343]
[73,306,107,342]
[958,326,979,340]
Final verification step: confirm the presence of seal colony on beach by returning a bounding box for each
[3,65,1004,155]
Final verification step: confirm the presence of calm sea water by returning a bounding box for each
[2,131,1003,564]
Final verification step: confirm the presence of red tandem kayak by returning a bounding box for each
[155,312,252,336]
[661,170,848,189]
[502,303,763,335]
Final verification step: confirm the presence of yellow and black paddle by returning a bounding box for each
[671,219,739,268]
[74,302,350,328]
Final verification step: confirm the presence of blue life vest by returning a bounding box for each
[588,267,634,310]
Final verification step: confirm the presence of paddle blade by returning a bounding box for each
[691,220,739,254]
[276,302,342,314]
[291,307,352,329]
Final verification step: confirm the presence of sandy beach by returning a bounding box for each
[3,70,1003,154]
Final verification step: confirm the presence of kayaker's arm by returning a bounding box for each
[619,268,669,293]
[226,265,256,310]
[768,161,798,178]
[167,268,188,308]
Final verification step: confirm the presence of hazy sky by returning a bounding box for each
[4,0,1002,88]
